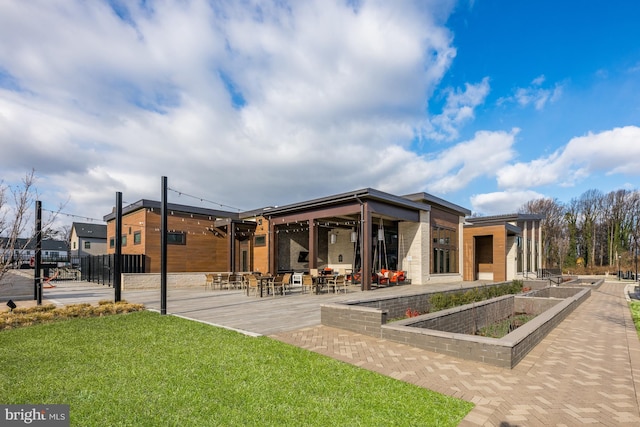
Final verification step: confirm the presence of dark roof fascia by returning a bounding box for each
[240,188,431,219]
[402,192,471,216]
[465,213,544,225]
[72,222,107,239]
[213,218,258,227]
[103,199,239,221]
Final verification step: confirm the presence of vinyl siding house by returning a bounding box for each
[0,238,68,266]
[69,222,107,257]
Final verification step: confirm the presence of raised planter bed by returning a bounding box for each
[321,280,601,368]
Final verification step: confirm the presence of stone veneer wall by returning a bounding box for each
[122,272,214,290]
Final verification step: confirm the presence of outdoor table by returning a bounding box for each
[258,276,273,297]
[313,275,330,294]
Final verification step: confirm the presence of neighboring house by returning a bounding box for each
[463,214,544,282]
[0,237,69,266]
[103,200,249,273]
[69,222,107,257]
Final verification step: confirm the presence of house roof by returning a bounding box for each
[402,192,471,216]
[72,222,107,239]
[103,199,240,222]
[465,213,545,225]
[240,188,437,219]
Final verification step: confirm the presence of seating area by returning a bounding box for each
[203,268,361,297]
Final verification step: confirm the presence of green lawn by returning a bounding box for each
[631,300,640,339]
[0,311,473,426]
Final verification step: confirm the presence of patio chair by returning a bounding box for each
[219,273,231,290]
[205,273,214,290]
[271,273,291,296]
[327,274,347,294]
[229,273,243,290]
[247,275,259,297]
[301,274,314,294]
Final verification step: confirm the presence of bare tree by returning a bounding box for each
[0,170,38,282]
[0,170,64,285]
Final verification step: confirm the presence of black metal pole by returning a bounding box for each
[160,176,168,315]
[114,192,122,302]
[34,200,42,304]
[634,237,638,282]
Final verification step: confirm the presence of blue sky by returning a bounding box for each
[0,0,639,228]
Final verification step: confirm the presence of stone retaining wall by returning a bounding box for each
[321,283,596,368]
[121,272,211,290]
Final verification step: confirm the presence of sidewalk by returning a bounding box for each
[273,280,640,426]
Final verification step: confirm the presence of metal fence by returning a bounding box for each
[80,254,146,286]
[537,268,562,279]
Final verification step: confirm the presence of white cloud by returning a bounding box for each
[470,190,545,216]
[425,77,490,141]
[499,75,563,110]
[0,0,463,221]
[496,126,640,190]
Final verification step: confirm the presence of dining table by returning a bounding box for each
[258,275,274,297]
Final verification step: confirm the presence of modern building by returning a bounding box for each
[103,200,253,273]
[463,214,544,282]
[103,189,543,288]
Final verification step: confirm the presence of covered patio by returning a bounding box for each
[242,188,468,290]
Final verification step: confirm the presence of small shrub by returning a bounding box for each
[0,301,145,331]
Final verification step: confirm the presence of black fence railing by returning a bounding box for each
[537,268,562,279]
[80,254,146,287]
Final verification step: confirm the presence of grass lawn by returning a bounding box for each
[0,311,473,426]
[630,300,640,339]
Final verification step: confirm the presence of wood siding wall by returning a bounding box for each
[252,216,270,274]
[107,209,229,273]
[463,225,507,282]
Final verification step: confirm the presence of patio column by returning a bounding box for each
[362,203,372,291]
[308,218,318,271]
[228,222,235,272]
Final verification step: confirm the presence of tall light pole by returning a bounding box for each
[635,236,638,283]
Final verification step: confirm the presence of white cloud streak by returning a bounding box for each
[4,0,499,221]
[496,126,640,190]
[499,75,563,110]
[470,190,545,216]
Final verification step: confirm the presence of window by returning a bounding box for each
[134,231,141,245]
[73,241,76,249]
[431,226,458,274]
[110,236,128,248]
[168,232,186,245]
[84,241,91,249]
[254,235,266,247]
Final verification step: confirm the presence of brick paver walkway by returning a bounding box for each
[273,281,640,426]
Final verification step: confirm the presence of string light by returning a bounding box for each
[167,187,243,212]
